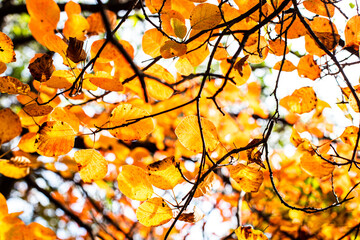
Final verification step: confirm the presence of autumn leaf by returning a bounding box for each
[107,103,155,141]
[300,151,334,177]
[146,156,184,190]
[117,165,153,201]
[0,32,16,63]
[0,108,22,144]
[340,126,359,147]
[303,0,335,17]
[273,60,296,72]
[35,121,76,157]
[178,206,205,223]
[136,197,173,227]
[28,53,54,82]
[22,103,53,117]
[0,76,30,95]
[297,55,321,80]
[142,28,167,58]
[280,87,317,114]
[160,40,187,58]
[235,226,268,240]
[74,149,108,183]
[194,171,216,198]
[87,10,117,36]
[228,163,264,193]
[66,37,87,63]
[190,3,222,30]
[0,159,30,179]
[175,115,219,153]
[345,15,360,50]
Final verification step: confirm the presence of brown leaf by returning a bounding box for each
[66,37,86,63]
[178,206,205,223]
[28,54,54,82]
[246,147,265,169]
[234,55,249,77]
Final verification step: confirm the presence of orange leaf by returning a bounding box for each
[303,0,335,17]
[220,58,252,85]
[269,38,289,56]
[35,121,76,157]
[185,40,209,66]
[161,10,186,37]
[300,151,334,177]
[136,197,173,227]
[297,55,321,80]
[18,132,37,153]
[65,1,81,16]
[22,103,53,117]
[74,149,108,183]
[175,115,219,153]
[190,3,222,30]
[26,222,56,240]
[26,0,60,29]
[87,10,117,36]
[0,61,6,74]
[228,163,264,192]
[117,165,153,201]
[0,108,22,144]
[160,40,187,58]
[235,226,268,240]
[142,28,167,58]
[49,107,80,133]
[0,32,16,63]
[108,103,155,141]
[273,60,297,72]
[147,156,184,190]
[194,171,216,198]
[340,126,359,147]
[0,76,30,95]
[280,87,317,114]
[88,71,123,91]
[345,15,360,50]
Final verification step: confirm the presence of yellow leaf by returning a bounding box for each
[175,115,219,153]
[178,206,204,223]
[63,14,89,41]
[26,222,56,240]
[18,133,37,153]
[108,103,155,141]
[117,165,153,201]
[190,3,222,30]
[74,149,108,183]
[300,151,334,177]
[144,64,175,100]
[235,226,268,240]
[194,171,215,198]
[0,108,22,144]
[228,164,264,193]
[340,126,359,147]
[0,160,30,179]
[35,121,76,157]
[0,76,30,95]
[136,197,173,227]
[22,103,53,117]
[147,156,184,190]
[0,32,16,63]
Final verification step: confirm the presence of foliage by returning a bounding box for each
[0,0,360,239]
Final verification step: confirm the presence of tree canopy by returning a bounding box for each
[1,0,360,239]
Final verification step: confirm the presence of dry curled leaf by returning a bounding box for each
[28,54,54,82]
[66,37,87,63]
[194,171,216,198]
[178,206,205,223]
